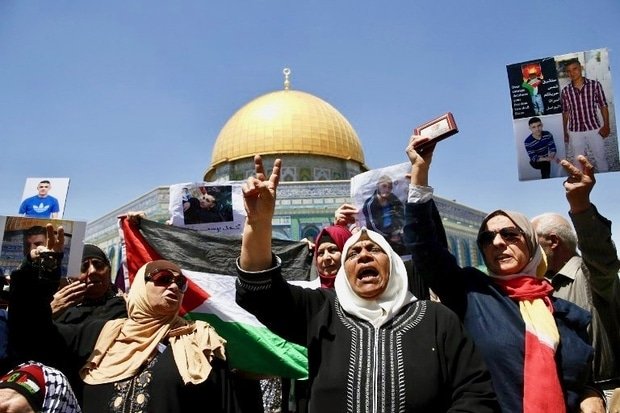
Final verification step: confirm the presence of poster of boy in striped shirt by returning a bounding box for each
[507,48,619,181]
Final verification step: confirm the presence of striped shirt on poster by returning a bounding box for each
[561,78,608,132]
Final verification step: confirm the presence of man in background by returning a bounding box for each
[532,155,620,410]
[18,180,60,219]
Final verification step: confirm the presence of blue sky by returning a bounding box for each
[1,1,619,244]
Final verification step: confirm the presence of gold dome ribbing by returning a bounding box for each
[208,89,365,169]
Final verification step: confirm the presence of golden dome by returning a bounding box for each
[206,77,365,178]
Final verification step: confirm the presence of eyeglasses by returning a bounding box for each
[477,227,524,247]
[144,269,188,293]
[81,258,108,273]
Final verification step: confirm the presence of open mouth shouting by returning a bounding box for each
[356,266,380,282]
[344,237,391,299]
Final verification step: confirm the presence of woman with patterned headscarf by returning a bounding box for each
[0,361,81,413]
[8,225,239,412]
[405,135,597,413]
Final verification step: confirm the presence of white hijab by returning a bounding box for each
[334,228,416,327]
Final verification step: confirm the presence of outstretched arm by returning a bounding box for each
[404,135,469,315]
[240,155,282,271]
[405,135,434,187]
[561,155,620,300]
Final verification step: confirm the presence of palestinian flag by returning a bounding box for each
[119,216,310,379]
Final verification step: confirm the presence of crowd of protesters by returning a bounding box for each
[0,139,619,412]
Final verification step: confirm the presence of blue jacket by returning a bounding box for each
[405,200,593,413]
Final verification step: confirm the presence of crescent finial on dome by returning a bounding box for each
[283,67,291,90]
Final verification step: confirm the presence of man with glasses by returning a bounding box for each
[532,155,620,410]
[51,244,126,324]
[18,180,60,219]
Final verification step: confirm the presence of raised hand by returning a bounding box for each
[405,134,435,166]
[334,203,359,227]
[561,155,595,214]
[242,155,282,225]
[240,155,282,271]
[405,135,435,187]
[45,223,65,253]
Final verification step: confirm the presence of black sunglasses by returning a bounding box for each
[145,269,188,293]
[80,258,108,273]
[478,227,524,247]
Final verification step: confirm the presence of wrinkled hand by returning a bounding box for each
[0,388,35,413]
[334,203,358,227]
[242,155,281,225]
[126,210,147,223]
[406,135,435,187]
[50,280,87,319]
[579,390,606,413]
[406,135,435,166]
[561,155,594,214]
[303,238,316,254]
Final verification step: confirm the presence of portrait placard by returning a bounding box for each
[168,181,246,236]
[19,177,70,219]
[0,216,86,278]
[350,162,410,256]
[506,48,618,181]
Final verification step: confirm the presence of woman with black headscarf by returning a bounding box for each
[8,225,239,412]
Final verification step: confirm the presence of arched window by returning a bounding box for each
[302,225,321,242]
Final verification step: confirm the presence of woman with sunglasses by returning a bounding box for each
[404,135,599,413]
[8,225,239,412]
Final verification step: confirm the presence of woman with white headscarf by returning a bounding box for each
[8,225,240,413]
[404,135,596,413]
[235,155,499,413]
